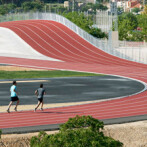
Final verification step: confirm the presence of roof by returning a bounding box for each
[131,3,142,8]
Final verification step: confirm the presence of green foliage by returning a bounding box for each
[89,27,108,38]
[62,12,107,39]
[131,7,140,13]
[60,115,104,132]
[143,5,147,15]
[63,12,92,31]
[117,7,124,15]
[0,5,7,15]
[0,0,67,6]
[137,14,147,41]
[92,3,108,11]
[30,131,49,147]
[0,70,103,79]
[96,0,109,3]
[81,3,108,12]
[30,115,123,147]
[22,1,44,12]
[118,12,147,41]
[118,12,138,40]
[0,3,16,15]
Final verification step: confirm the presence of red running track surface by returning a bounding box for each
[0,20,147,129]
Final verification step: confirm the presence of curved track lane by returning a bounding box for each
[0,20,147,131]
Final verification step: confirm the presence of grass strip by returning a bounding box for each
[0,70,103,79]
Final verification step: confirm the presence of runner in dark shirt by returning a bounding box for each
[34,83,46,112]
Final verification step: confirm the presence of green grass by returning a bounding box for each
[0,70,103,79]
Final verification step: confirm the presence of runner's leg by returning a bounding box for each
[41,101,44,110]
[14,100,19,111]
[35,101,41,110]
[41,101,43,109]
[7,101,13,112]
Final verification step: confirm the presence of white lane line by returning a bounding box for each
[0,95,146,120]
[0,107,146,127]
[0,80,49,84]
[8,25,89,63]
[6,26,75,62]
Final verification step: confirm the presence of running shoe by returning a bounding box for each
[14,107,17,111]
[7,109,10,113]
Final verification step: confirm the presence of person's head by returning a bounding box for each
[40,83,43,88]
[13,81,17,85]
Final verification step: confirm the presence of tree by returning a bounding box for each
[143,5,147,15]
[96,0,109,3]
[137,14,147,41]
[132,7,140,13]
[81,3,108,12]
[0,3,17,15]
[0,0,67,5]
[30,115,123,147]
[62,12,107,39]
[117,7,124,15]
[22,1,44,12]
[118,12,138,40]
[0,5,7,15]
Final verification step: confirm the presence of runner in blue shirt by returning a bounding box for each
[7,81,19,113]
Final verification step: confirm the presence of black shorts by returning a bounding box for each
[11,96,19,102]
[38,98,43,102]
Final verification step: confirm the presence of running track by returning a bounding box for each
[0,20,147,130]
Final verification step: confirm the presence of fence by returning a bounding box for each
[0,12,146,64]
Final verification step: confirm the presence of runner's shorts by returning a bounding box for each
[11,96,19,102]
[38,98,43,102]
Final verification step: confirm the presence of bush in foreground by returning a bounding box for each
[30,115,123,147]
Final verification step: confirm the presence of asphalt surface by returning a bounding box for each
[0,75,145,106]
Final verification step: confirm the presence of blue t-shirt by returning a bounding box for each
[10,85,17,97]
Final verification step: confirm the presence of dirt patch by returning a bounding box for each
[1,121,147,147]
[0,66,46,71]
[104,121,147,147]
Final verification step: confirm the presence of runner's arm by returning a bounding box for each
[14,88,18,95]
[35,90,38,96]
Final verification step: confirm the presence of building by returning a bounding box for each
[64,1,69,8]
[126,0,142,12]
[116,1,127,12]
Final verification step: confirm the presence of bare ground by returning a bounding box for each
[0,66,46,71]
[103,121,147,147]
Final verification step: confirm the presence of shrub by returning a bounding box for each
[30,115,123,147]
